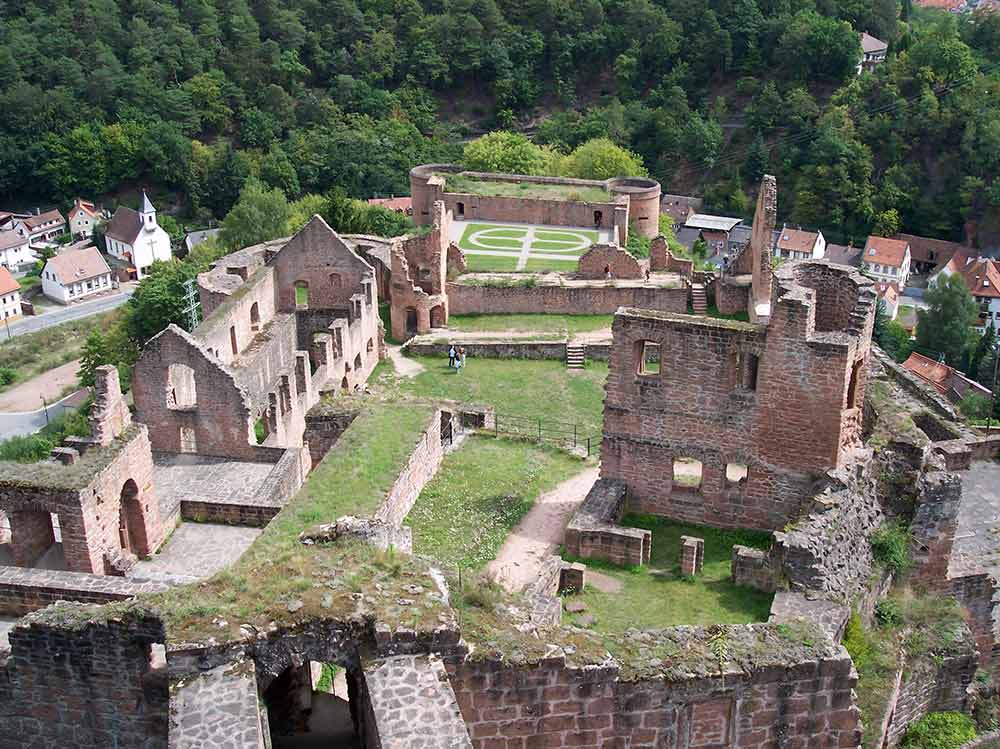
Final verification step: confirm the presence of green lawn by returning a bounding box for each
[462,253,520,272]
[444,174,609,202]
[447,313,613,335]
[523,257,580,272]
[379,356,608,437]
[563,514,774,630]
[408,436,585,570]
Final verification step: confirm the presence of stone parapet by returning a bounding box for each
[0,565,174,617]
[446,280,688,316]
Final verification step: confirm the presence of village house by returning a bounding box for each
[0,267,21,322]
[859,32,888,74]
[68,198,104,239]
[367,196,413,215]
[896,232,964,275]
[103,191,173,280]
[0,229,34,271]
[184,227,221,255]
[902,351,992,403]
[932,249,1000,332]
[862,235,911,288]
[874,280,900,319]
[773,225,826,261]
[41,246,113,304]
[660,193,702,227]
[3,208,67,244]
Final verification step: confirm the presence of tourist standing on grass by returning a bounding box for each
[448,344,456,368]
[458,346,466,373]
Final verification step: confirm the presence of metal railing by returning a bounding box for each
[490,413,600,456]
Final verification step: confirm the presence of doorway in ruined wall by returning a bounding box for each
[405,308,417,335]
[430,304,445,328]
[264,661,366,748]
[179,426,197,454]
[118,479,149,557]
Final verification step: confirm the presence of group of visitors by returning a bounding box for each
[448,345,467,373]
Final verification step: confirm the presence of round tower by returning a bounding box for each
[608,177,662,238]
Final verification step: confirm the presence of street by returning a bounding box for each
[2,286,134,339]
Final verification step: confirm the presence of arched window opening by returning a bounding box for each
[250,302,260,332]
[295,280,310,308]
[166,363,197,409]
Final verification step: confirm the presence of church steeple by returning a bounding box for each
[139,189,157,232]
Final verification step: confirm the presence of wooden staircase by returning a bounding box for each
[691,283,708,315]
[566,343,585,369]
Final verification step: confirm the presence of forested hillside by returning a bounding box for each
[0,0,998,246]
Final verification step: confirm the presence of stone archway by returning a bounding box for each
[430,304,445,328]
[118,479,149,557]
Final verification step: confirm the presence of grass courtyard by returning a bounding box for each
[563,514,774,631]
[456,221,600,272]
[447,313,613,336]
[407,436,584,570]
[377,356,608,438]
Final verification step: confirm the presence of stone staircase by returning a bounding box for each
[691,283,708,315]
[566,343,585,369]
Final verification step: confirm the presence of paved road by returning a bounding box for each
[3,288,134,339]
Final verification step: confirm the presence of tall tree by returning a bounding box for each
[915,273,978,366]
[220,180,291,250]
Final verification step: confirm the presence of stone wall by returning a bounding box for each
[374,409,445,527]
[0,565,173,617]
[564,479,651,567]
[601,261,875,531]
[883,652,977,747]
[303,403,363,468]
[716,277,750,316]
[649,237,693,278]
[577,244,643,279]
[0,604,169,748]
[446,281,688,316]
[443,644,862,749]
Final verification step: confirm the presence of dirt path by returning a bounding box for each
[387,346,425,377]
[0,359,81,412]
[487,466,599,593]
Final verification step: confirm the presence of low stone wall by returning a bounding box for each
[446,280,688,316]
[577,244,643,280]
[716,276,749,316]
[375,409,445,527]
[0,565,174,617]
[564,479,651,567]
[649,237,693,278]
[964,732,1000,748]
[443,637,862,748]
[731,545,775,591]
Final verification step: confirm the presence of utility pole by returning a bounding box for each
[181,278,201,331]
[987,340,1000,435]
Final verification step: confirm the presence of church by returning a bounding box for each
[103,190,173,279]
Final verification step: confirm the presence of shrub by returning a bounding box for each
[0,366,17,385]
[843,612,873,670]
[900,711,976,748]
[959,392,992,420]
[875,598,902,627]
[871,522,912,575]
[0,434,55,462]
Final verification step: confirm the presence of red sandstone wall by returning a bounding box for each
[716,280,749,316]
[446,283,688,316]
[375,410,444,527]
[577,245,643,280]
[444,655,861,749]
[442,193,620,231]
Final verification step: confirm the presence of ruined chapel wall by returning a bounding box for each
[444,651,861,749]
[194,267,277,367]
[132,327,257,460]
[447,282,688,316]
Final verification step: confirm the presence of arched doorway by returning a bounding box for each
[430,304,445,328]
[118,479,149,557]
[250,302,260,331]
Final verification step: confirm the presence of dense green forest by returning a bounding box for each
[0,0,998,246]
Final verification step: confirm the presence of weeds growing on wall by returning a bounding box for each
[871,522,912,575]
[900,711,976,749]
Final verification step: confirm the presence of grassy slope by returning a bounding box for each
[447,313,613,335]
[564,514,774,630]
[0,309,122,391]
[381,356,608,437]
[408,435,584,570]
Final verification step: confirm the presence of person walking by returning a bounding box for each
[457,346,466,374]
[448,344,456,369]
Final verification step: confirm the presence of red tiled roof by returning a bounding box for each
[0,267,20,296]
[902,352,952,395]
[874,280,899,303]
[367,197,412,212]
[776,228,820,254]
[864,236,909,268]
[956,257,1000,299]
[72,199,99,218]
[44,247,111,285]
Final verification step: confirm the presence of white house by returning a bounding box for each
[859,32,888,74]
[8,209,66,244]
[773,226,826,261]
[0,267,21,321]
[862,236,911,289]
[41,247,113,305]
[103,191,173,279]
[69,198,104,238]
[873,280,900,320]
[0,229,35,271]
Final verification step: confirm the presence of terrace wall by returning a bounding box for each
[374,409,446,527]
[446,281,688,316]
[0,566,173,617]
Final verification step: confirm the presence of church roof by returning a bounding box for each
[104,206,144,245]
[141,191,155,214]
